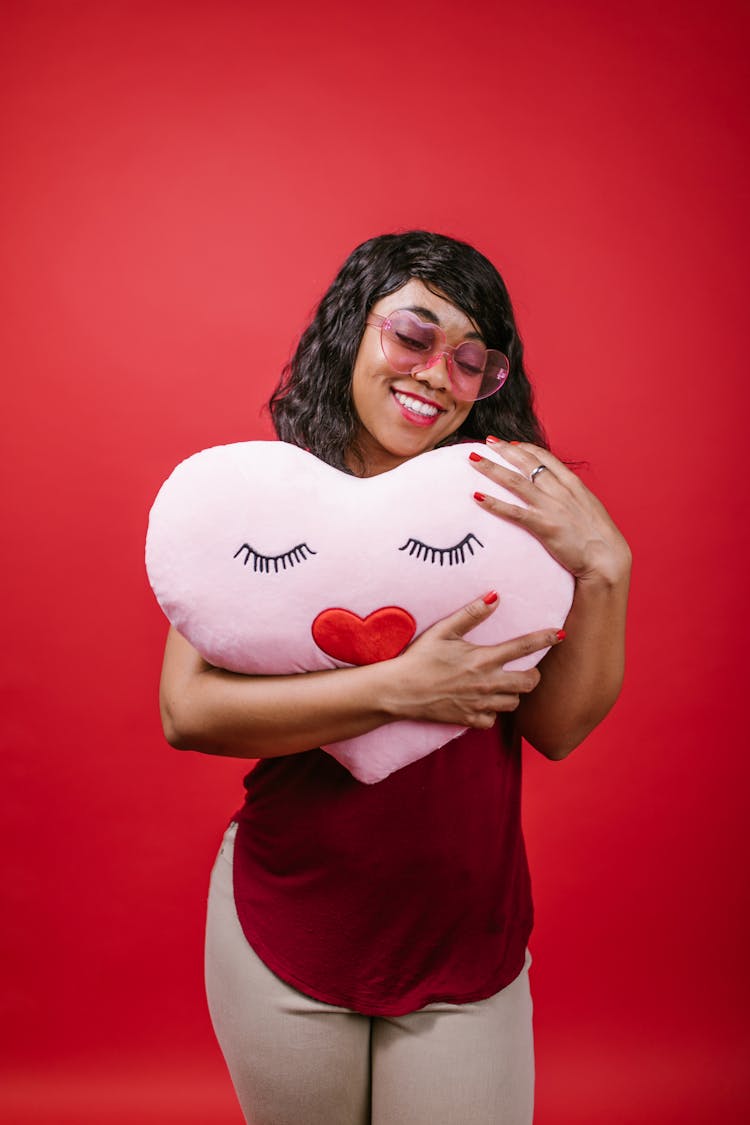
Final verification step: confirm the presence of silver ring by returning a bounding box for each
[530,465,548,484]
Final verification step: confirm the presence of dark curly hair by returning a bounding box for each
[268,231,547,472]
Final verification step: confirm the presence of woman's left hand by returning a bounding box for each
[469,438,631,585]
[468,437,631,758]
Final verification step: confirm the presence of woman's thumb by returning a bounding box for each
[431,591,500,640]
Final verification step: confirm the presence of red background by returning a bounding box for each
[2,1,748,1121]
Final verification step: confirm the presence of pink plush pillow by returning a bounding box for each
[146,441,574,783]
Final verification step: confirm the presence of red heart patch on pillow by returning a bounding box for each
[312,607,417,665]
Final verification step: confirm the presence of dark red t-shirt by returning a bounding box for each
[231,720,533,1017]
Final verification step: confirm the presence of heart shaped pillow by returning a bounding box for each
[146,441,574,783]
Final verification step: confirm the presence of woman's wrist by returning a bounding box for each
[575,539,632,590]
[371,653,418,723]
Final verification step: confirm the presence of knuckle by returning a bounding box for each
[498,694,521,712]
[524,668,541,690]
[478,673,495,694]
[468,653,490,677]
[458,603,488,630]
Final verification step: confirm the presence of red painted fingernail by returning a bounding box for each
[483,590,499,605]
[474,491,486,502]
[510,441,520,445]
[469,451,483,462]
[486,435,501,444]
[556,629,566,641]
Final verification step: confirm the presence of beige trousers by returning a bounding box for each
[205,822,534,1125]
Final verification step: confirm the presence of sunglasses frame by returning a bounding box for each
[366,310,510,402]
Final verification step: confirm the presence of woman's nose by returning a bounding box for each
[412,351,453,392]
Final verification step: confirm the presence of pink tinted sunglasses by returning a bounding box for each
[366,309,510,402]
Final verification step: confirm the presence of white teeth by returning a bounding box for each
[394,392,439,417]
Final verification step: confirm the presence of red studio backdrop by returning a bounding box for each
[2,1,748,1122]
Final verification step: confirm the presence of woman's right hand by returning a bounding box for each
[390,593,564,730]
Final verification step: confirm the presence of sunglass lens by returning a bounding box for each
[382,311,438,371]
[452,348,510,401]
[451,343,490,400]
[453,342,486,377]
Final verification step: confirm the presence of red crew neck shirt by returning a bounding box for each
[231,720,533,1017]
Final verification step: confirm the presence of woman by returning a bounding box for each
[159,231,631,1124]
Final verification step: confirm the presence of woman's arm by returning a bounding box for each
[514,565,630,759]
[160,626,399,758]
[470,438,632,761]
[159,601,565,759]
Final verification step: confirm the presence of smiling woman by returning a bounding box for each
[158,230,631,1125]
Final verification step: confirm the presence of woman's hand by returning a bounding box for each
[469,438,631,585]
[466,438,632,759]
[389,592,565,730]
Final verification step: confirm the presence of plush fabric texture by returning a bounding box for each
[146,441,574,783]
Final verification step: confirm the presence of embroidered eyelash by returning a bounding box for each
[398,532,484,566]
[234,542,317,573]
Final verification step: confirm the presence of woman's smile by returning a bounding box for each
[390,387,447,425]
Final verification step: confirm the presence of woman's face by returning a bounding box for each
[348,279,477,477]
